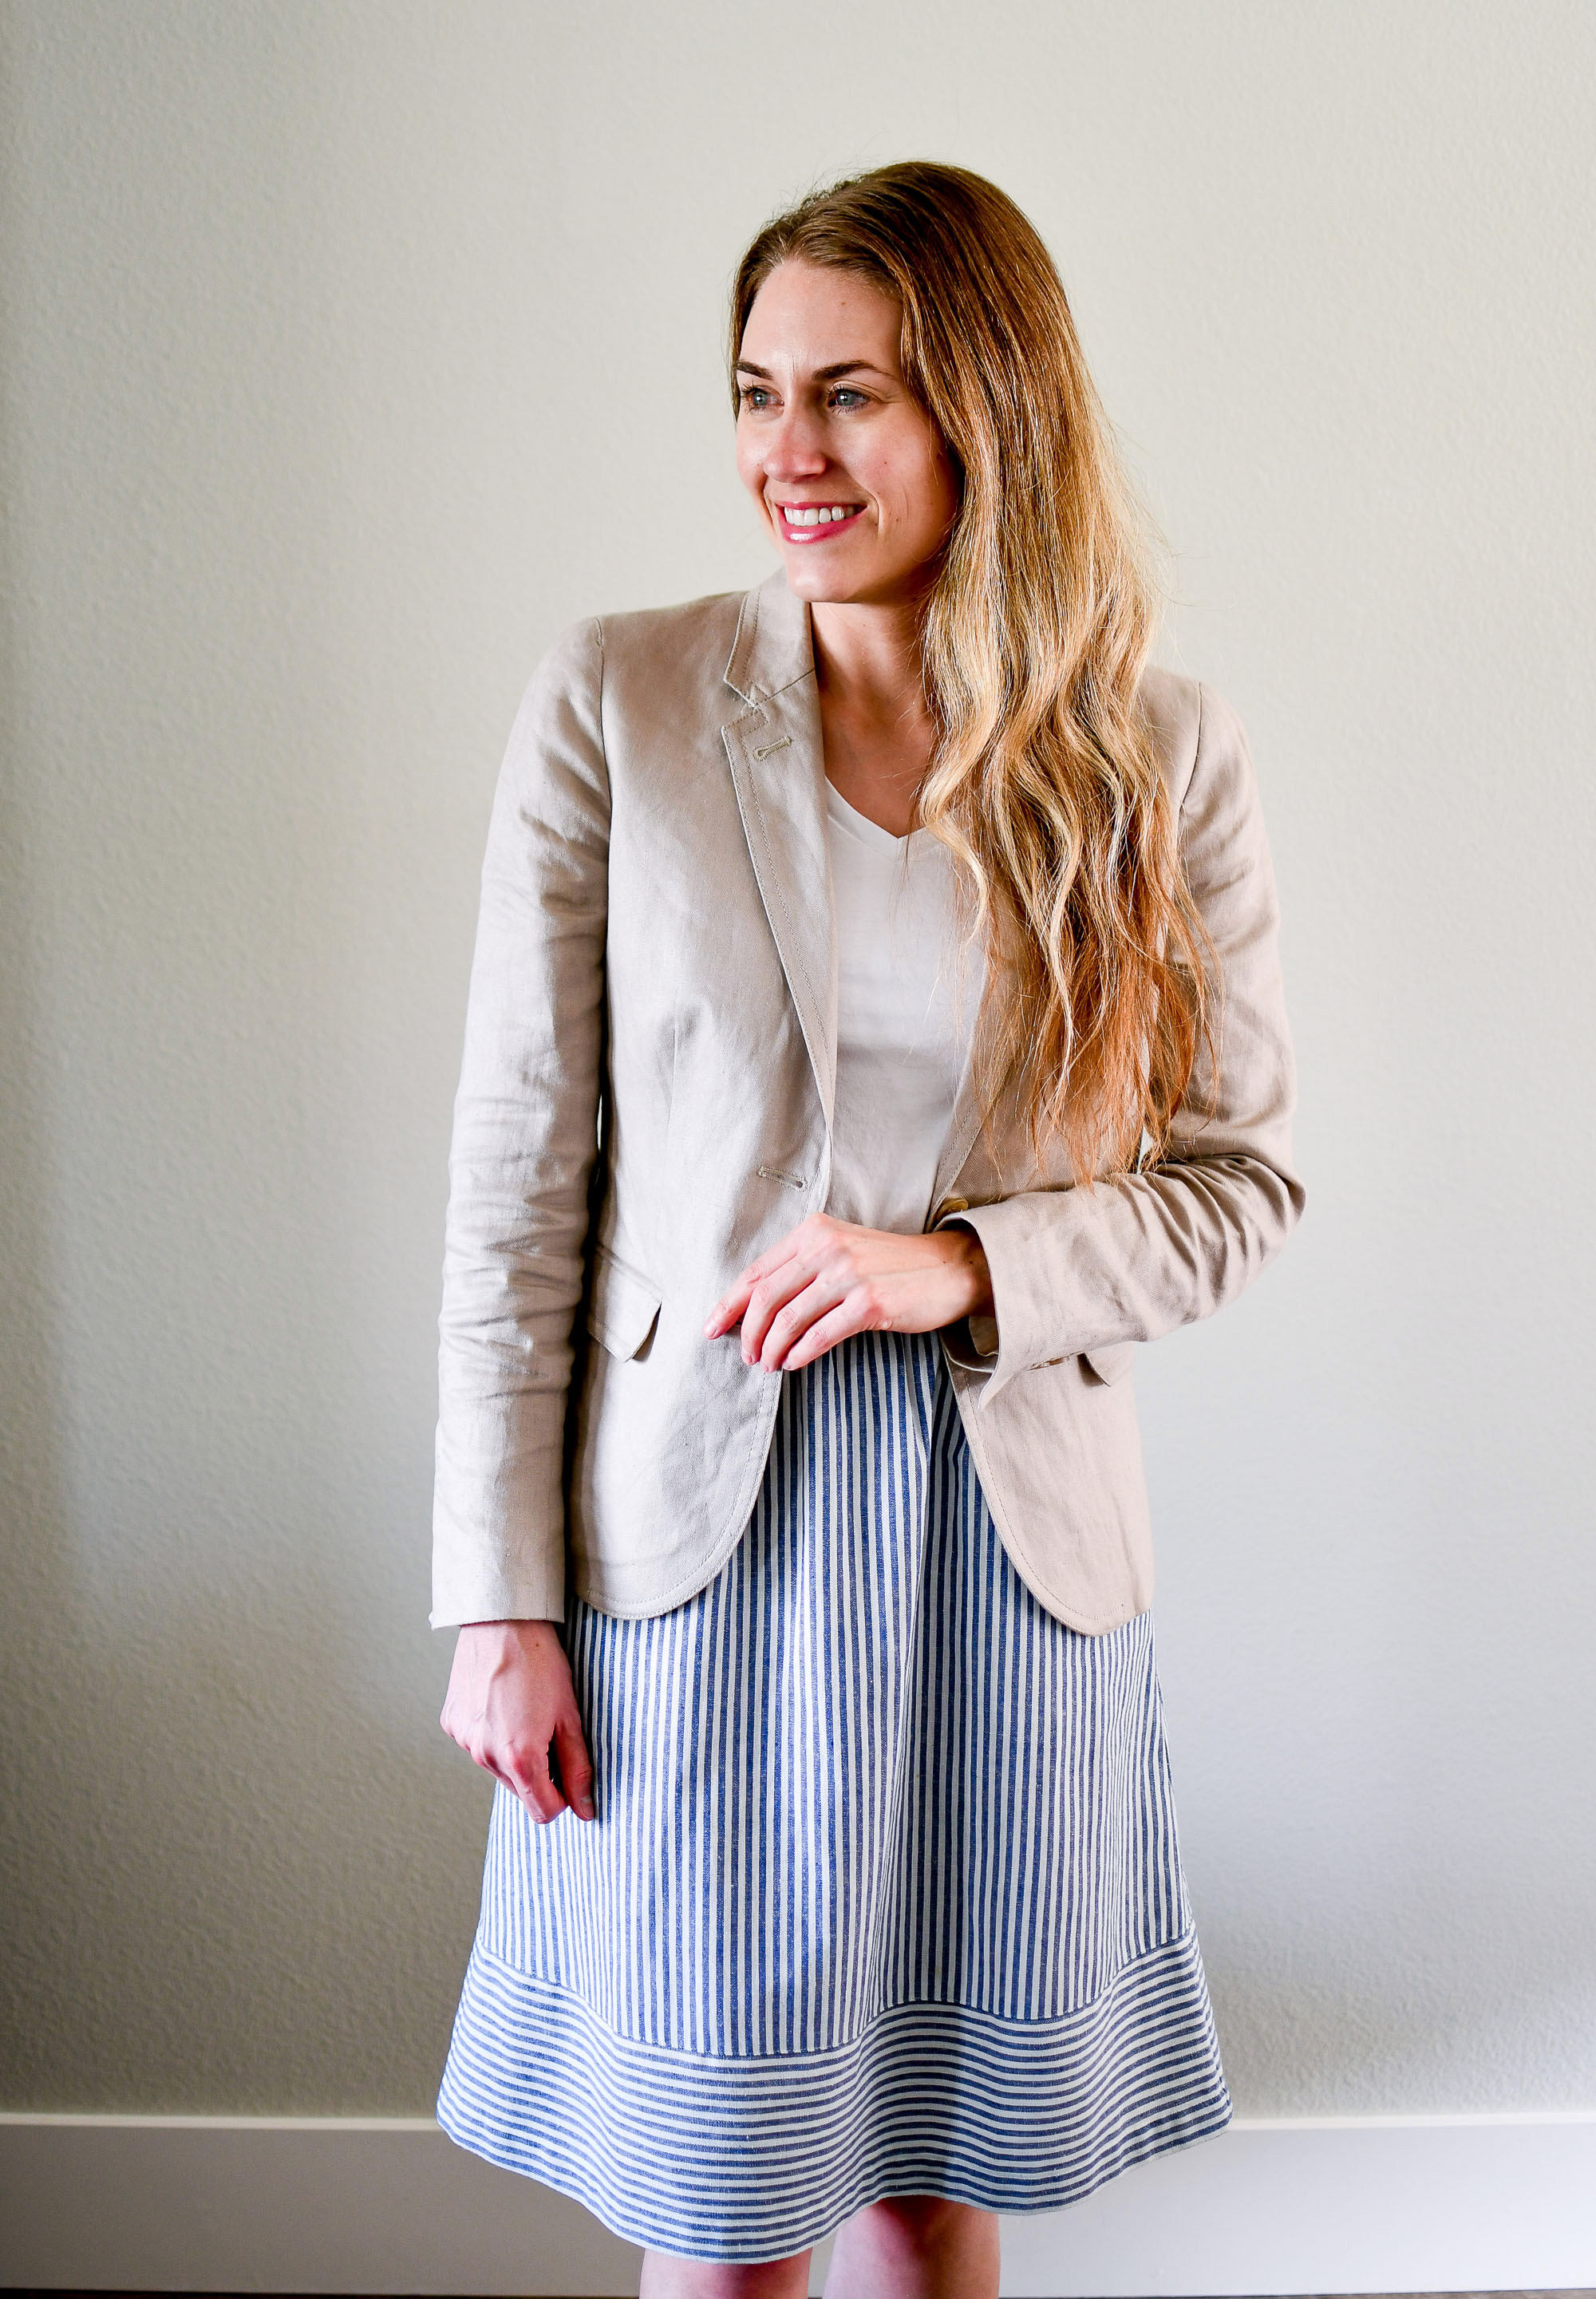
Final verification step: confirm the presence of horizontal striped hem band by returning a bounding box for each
[437,1927,1233,2262]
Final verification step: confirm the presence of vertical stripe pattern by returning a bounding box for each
[438,1331,1230,2261]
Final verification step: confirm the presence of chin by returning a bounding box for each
[777,550,879,605]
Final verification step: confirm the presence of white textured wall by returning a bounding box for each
[2,0,1592,2119]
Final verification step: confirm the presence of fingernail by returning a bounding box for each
[576,1798,595,1820]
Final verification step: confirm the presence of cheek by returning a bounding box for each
[880,451,958,550]
[734,429,767,500]
[919,441,961,533]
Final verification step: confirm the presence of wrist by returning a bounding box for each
[459,1617,563,1645]
[950,1223,994,1318]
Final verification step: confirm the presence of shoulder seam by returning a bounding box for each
[592,616,610,800]
[1181,679,1208,818]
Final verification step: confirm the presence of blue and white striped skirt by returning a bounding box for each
[437,1329,1231,2261]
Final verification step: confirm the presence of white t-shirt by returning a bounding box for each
[824,781,983,1234]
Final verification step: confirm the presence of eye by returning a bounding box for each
[828,385,869,411]
[738,382,775,411]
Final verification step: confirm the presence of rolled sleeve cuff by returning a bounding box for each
[939,1307,999,1370]
[429,1446,567,1628]
[935,1196,1098,1408]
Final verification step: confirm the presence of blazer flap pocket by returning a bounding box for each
[585,1246,662,1361]
[1081,1341,1135,1386]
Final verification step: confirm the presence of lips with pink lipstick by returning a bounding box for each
[772,499,867,543]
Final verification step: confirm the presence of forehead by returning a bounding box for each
[738,259,903,371]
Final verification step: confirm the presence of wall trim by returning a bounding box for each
[9,2104,1592,2130]
[2,2111,1593,2296]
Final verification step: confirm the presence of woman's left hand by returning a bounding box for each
[704,1212,994,1372]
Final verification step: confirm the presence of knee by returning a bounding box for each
[859,2192,975,2254]
[639,2247,811,2299]
[723,2268,803,2299]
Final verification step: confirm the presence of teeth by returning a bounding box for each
[784,504,855,526]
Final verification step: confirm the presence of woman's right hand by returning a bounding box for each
[440,1618,596,1823]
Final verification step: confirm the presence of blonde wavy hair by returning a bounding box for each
[730,162,1215,1181]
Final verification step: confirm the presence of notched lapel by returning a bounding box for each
[721,570,1002,1183]
[721,660,836,1128]
[721,571,836,1126]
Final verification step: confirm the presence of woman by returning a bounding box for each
[432,162,1302,2297]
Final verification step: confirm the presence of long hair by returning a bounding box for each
[729,162,1215,1181]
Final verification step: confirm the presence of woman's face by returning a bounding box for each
[735,259,960,609]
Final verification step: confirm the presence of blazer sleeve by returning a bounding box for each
[430,618,610,1627]
[945,681,1304,1396]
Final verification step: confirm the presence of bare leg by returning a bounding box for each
[823,2194,999,2298]
[639,2246,814,2299]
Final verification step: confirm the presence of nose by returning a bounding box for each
[759,401,829,484]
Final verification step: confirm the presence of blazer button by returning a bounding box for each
[934,1194,970,1223]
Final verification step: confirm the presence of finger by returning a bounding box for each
[758,1275,847,1371]
[777,1290,883,1371]
[516,1765,569,1825]
[740,1262,826,1365]
[738,1221,815,1285]
[500,1736,568,1824]
[704,1236,802,1337]
[464,1738,522,1801]
[703,1275,757,1337]
[552,1713,597,1821]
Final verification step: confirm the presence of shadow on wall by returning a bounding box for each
[0,4,489,2113]
[0,605,489,2108]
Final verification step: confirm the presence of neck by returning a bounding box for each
[808,595,929,726]
[807,592,938,839]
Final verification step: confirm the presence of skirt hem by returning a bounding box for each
[436,1926,1232,2263]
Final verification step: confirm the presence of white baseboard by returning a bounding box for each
[2,2111,1593,2295]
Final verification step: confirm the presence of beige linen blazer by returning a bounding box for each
[432,568,1303,1637]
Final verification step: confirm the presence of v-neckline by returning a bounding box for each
[824,778,926,856]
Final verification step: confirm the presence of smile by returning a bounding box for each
[774,501,866,541]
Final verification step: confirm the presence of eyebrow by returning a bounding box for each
[734,358,892,382]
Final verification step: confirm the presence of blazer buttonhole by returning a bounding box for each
[757,1163,806,1191]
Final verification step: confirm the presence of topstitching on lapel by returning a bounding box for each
[720,573,837,1129]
